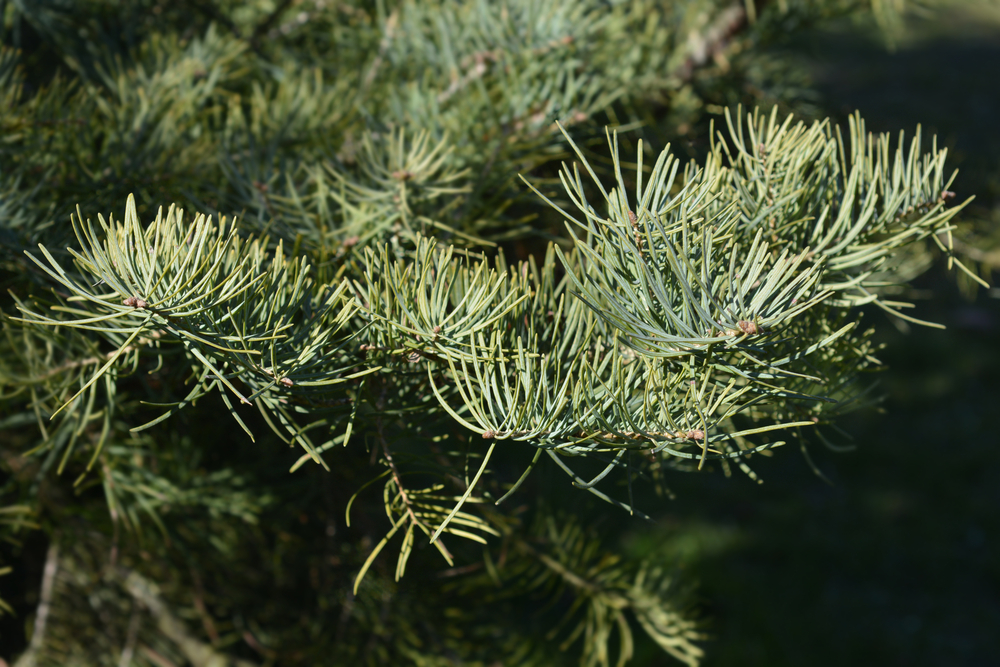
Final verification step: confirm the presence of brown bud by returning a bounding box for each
[482,430,496,439]
[738,319,758,335]
[123,296,148,309]
[280,377,294,387]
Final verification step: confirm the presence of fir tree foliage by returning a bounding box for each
[4,108,979,664]
[0,0,991,665]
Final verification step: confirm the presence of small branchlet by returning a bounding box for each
[628,209,644,255]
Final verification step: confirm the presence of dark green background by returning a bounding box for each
[624,6,1000,665]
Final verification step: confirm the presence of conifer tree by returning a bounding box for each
[0,1,994,665]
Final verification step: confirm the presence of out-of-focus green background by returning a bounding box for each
[624,4,1000,665]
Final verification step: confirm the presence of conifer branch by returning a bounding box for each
[0,1,989,664]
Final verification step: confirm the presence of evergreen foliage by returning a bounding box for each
[0,1,993,665]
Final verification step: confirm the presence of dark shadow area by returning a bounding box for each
[625,6,1000,665]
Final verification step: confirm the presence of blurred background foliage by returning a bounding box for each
[0,0,997,665]
[626,3,1000,665]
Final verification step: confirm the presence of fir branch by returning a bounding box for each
[376,416,453,563]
